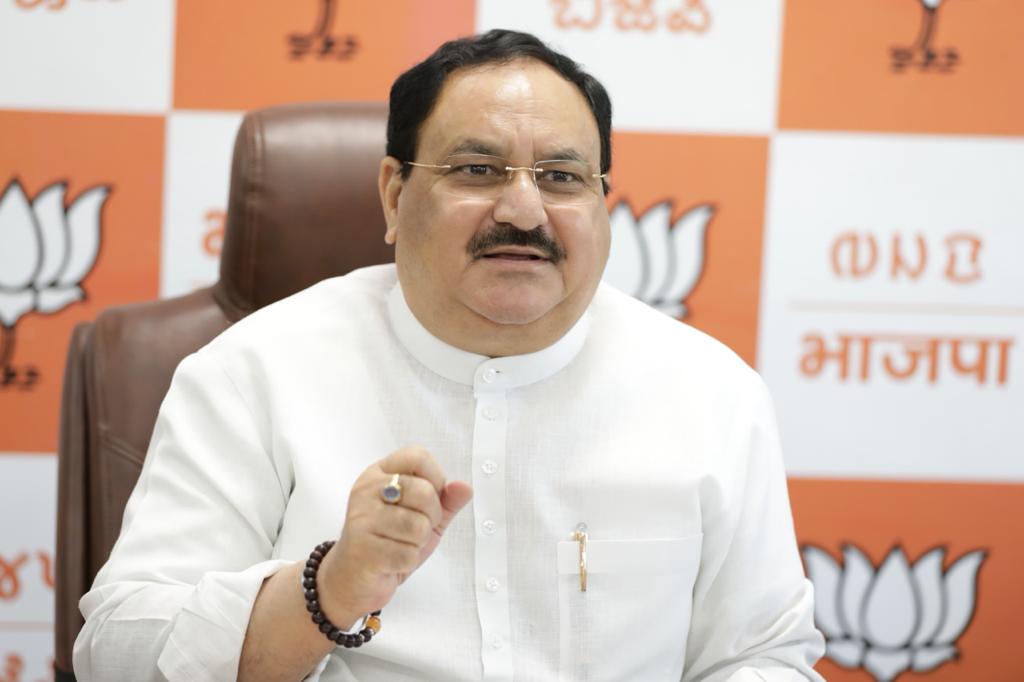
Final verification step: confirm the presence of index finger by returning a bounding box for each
[378,446,446,495]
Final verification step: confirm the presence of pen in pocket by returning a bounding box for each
[573,522,588,592]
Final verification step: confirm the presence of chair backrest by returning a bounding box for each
[54,101,393,680]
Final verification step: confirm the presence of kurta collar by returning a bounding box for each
[387,283,589,391]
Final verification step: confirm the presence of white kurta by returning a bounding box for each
[74,264,824,681]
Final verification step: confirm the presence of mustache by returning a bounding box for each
[466,224,566,264]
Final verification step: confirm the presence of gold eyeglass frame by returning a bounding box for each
[404,154,608,199]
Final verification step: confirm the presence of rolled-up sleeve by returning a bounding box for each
[74,349,293,681]
[682,374,826,682]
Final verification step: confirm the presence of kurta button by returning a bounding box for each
[486,577,501,592]
[482,368,498,383]
[481,459,498,476]
[481,519,497,535]
[490,635,503,649]
[481,406,499,420]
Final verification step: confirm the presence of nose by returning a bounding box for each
[491,167,548,230]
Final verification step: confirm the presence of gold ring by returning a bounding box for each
[380,474,402,504]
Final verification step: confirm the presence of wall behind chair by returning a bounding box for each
[1,2,1021,680]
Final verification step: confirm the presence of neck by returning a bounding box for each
[425,306,580,357]
[400,291,585,358]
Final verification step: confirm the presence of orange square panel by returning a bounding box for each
[0,111,164,453]
[778,0,1024,135]
[174,0,476,110]
[604,133,769,367]
[790,478,1024,681]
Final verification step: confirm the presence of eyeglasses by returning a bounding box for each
[404,153,608,206]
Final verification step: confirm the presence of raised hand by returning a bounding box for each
[317,446,473,624]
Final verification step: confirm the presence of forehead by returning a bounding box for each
[417,59,600,162]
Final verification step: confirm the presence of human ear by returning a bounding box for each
[378,157,403,245]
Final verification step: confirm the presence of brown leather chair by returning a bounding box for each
[54,101,393,681]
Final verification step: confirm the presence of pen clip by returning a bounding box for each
[573,522,588,592]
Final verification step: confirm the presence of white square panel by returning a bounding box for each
[0,0,174,113]
[759,132,1024,481]
[0,455,56,676]
[476,0,783,134]
[160,111,244,299]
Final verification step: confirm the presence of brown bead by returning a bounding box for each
[305,540,380,649]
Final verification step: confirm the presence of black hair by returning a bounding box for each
[386,29,612,191]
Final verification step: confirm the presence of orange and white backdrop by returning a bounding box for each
[1,1,1021,680]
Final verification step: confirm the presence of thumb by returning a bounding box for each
[415,481,474,568]
[437,480,473,531]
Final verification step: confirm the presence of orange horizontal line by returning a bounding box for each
[789,301,1024,317]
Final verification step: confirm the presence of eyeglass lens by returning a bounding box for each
[434,154,602,205]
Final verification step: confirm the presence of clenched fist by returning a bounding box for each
[317,446,473,622]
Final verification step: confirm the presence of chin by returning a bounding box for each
[470,296,557,327]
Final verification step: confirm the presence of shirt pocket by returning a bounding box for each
[555,534,703,682]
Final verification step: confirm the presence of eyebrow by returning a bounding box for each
[444,139,503,157]
[540,147,588,164]
[441,139,593,165]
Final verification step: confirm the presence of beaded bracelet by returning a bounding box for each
[302,540,382,648]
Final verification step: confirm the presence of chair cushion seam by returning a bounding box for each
[96,425,146,467]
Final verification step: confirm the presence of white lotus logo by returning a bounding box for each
[803,544,985,682]
[0,179,107,368]
[603,201,715,318]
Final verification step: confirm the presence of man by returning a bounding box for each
[75,30,824,681]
